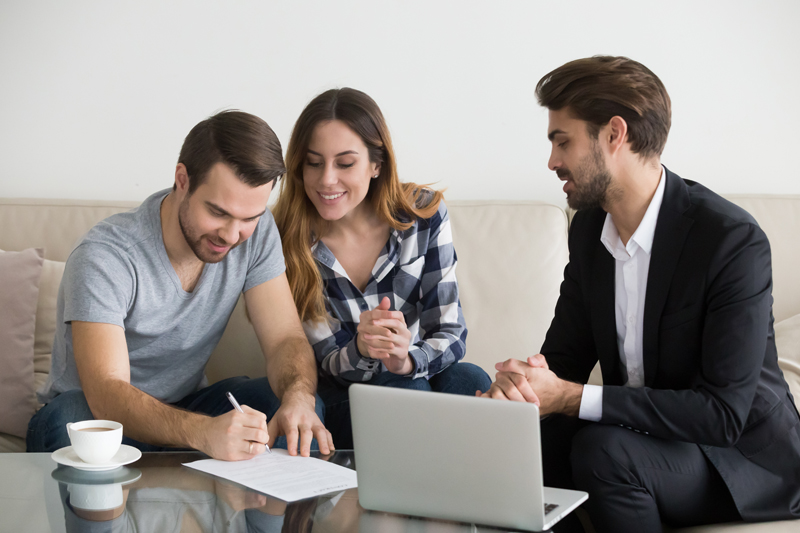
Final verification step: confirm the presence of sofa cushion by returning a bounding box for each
[0,248,44,438]
[0,433,25,453]
[446,201,569,376]
[775,313,800,401]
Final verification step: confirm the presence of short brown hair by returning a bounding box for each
[536,56,671,158]
[177,110,286,194]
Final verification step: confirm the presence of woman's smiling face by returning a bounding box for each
[302,120,380,223]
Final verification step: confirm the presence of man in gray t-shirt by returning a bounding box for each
[28,111,333,460]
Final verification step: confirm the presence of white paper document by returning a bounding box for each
[183,450,358,502]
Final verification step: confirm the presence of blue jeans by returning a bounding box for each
[26,376,325,454]
[317,362,491,449]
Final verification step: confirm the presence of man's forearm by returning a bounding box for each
[83,379,208,449]
[266,335,318,402]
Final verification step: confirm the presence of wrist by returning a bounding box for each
[558,381,583,417]
[389,356,415,376]
[280,387,316,410]
[183,411,213,451]
[402,353,416,376]
[355,333,368,358]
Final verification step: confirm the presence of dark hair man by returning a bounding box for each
[482,57,800,531]
[28,110,334,459]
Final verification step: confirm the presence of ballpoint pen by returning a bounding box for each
[227,391,271,454]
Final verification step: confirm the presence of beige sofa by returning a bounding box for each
[1,195,799,532]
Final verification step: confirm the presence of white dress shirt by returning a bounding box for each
[578,166,666,421]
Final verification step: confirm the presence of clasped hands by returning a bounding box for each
[478,354,583,417]
[357,296,414,375]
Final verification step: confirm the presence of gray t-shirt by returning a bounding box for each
[39,188,285,404]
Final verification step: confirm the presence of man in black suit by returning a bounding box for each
[482,56,800,531]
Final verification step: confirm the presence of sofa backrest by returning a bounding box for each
[1,194,798,392]
[0,197,570,384]
[0,198,139,261]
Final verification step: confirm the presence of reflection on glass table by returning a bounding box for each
[0,451,545,532]
[51,464,141,522]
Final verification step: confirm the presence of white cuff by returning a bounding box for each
[578,384,603,422]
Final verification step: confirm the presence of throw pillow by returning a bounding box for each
[33,259,66,405]
[775,313,800,401]
[0,248,44,437]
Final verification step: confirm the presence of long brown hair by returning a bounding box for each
[273,88,443,323]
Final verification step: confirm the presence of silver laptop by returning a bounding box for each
[350,384,588,532]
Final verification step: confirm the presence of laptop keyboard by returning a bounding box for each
[544,503,559,514]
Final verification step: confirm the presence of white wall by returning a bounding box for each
[1,0,798,206]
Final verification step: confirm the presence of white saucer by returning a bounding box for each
[52,445,142,471]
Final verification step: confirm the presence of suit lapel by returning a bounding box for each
[588,214,623,385]
[642,168,694,386]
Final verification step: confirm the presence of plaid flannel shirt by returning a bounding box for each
[302,200,467,382]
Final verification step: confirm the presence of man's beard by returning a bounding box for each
[178,198,237,264]
[559,141,616,211]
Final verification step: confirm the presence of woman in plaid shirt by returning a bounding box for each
[273,88,490,447]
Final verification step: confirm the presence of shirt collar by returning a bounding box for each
[311,239,348,279]
[311,227,405,283]
[600,165,666,258]
[631,165,666,255]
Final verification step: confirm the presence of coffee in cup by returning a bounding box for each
[67,420,123,464]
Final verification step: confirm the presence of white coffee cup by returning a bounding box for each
[66,420,123,464]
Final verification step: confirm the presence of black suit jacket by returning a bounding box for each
[541,168,800,521]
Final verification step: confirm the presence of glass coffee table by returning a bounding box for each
[0,451,543,532]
